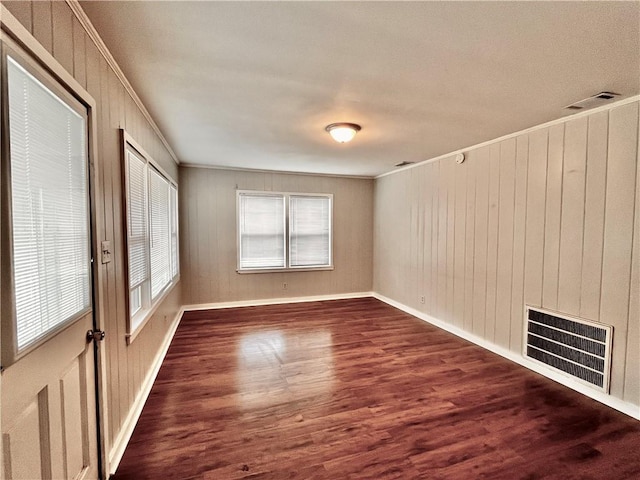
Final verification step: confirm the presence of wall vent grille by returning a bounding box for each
[524,307,613,393]
[395,161,415,167]
[564,91,620,111]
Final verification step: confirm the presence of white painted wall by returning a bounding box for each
[374,100,640,409]
[180,167,374,305]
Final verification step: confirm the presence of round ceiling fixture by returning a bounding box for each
[325,123,361,143]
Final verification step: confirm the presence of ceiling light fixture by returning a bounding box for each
[325,122,361,143]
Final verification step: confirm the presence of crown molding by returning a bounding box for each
[180,162,374,180]
[377,94,640,179]
[65,0,180,165]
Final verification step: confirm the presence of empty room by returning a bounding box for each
[0,1,639,479]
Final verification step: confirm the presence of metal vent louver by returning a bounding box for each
[524,307,613,393]
[564,91,620,111]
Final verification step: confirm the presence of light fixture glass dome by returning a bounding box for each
[325,123,361,143]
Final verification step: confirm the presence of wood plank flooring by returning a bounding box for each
[112,298,640,479]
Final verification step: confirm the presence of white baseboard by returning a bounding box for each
[372,293,640,421]
[107,307,186,475]
[183,291,374,312]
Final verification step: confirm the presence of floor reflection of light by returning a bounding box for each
[240,330,286,360]
[236,330,334,410]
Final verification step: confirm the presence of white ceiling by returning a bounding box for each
[80,1,640,177]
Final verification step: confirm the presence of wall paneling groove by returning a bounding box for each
[180,167,373,305]
[374,100,640,410]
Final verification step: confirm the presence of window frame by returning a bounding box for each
[121,130,179,343]
[236,190,334,274]
[0,40,93,366]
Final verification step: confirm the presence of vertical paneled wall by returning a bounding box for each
[2,0,182,454]
[180,167,373,305]
[374,101,640,407]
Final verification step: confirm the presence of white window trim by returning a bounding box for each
[236,190,334,274]
[122,130,179,343]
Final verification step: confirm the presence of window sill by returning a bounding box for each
[126,276,180,345]
[236,266,334,274]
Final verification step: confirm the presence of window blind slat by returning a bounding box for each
[8,56,90,350]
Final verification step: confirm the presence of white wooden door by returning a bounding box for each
[1,40,100,480]
[1,317,99,480]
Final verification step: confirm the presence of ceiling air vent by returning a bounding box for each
[564,91,620,111]
[524,307,613,393]
[395,161,415,167]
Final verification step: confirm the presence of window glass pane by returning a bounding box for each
[289,195,331,267]
[8,57,90,349]
[149,168,171,299]
[239,194,285,269]
[130,285,141,317]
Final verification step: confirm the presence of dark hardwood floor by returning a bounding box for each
[113,298,640,479]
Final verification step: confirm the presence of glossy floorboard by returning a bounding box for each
[112,298,640,479]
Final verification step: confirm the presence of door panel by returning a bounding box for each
[60,358,88,479]
[2,315,98,480]
[3,399,42,480]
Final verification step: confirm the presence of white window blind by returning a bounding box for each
[126,151,149,291]
[170,184,179,278]
[289,195,331,267]
[7,56,90,350]
[237,191,332,271]
[123,139,178,337]
[149,168,171,299]
[238,193,286,269]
